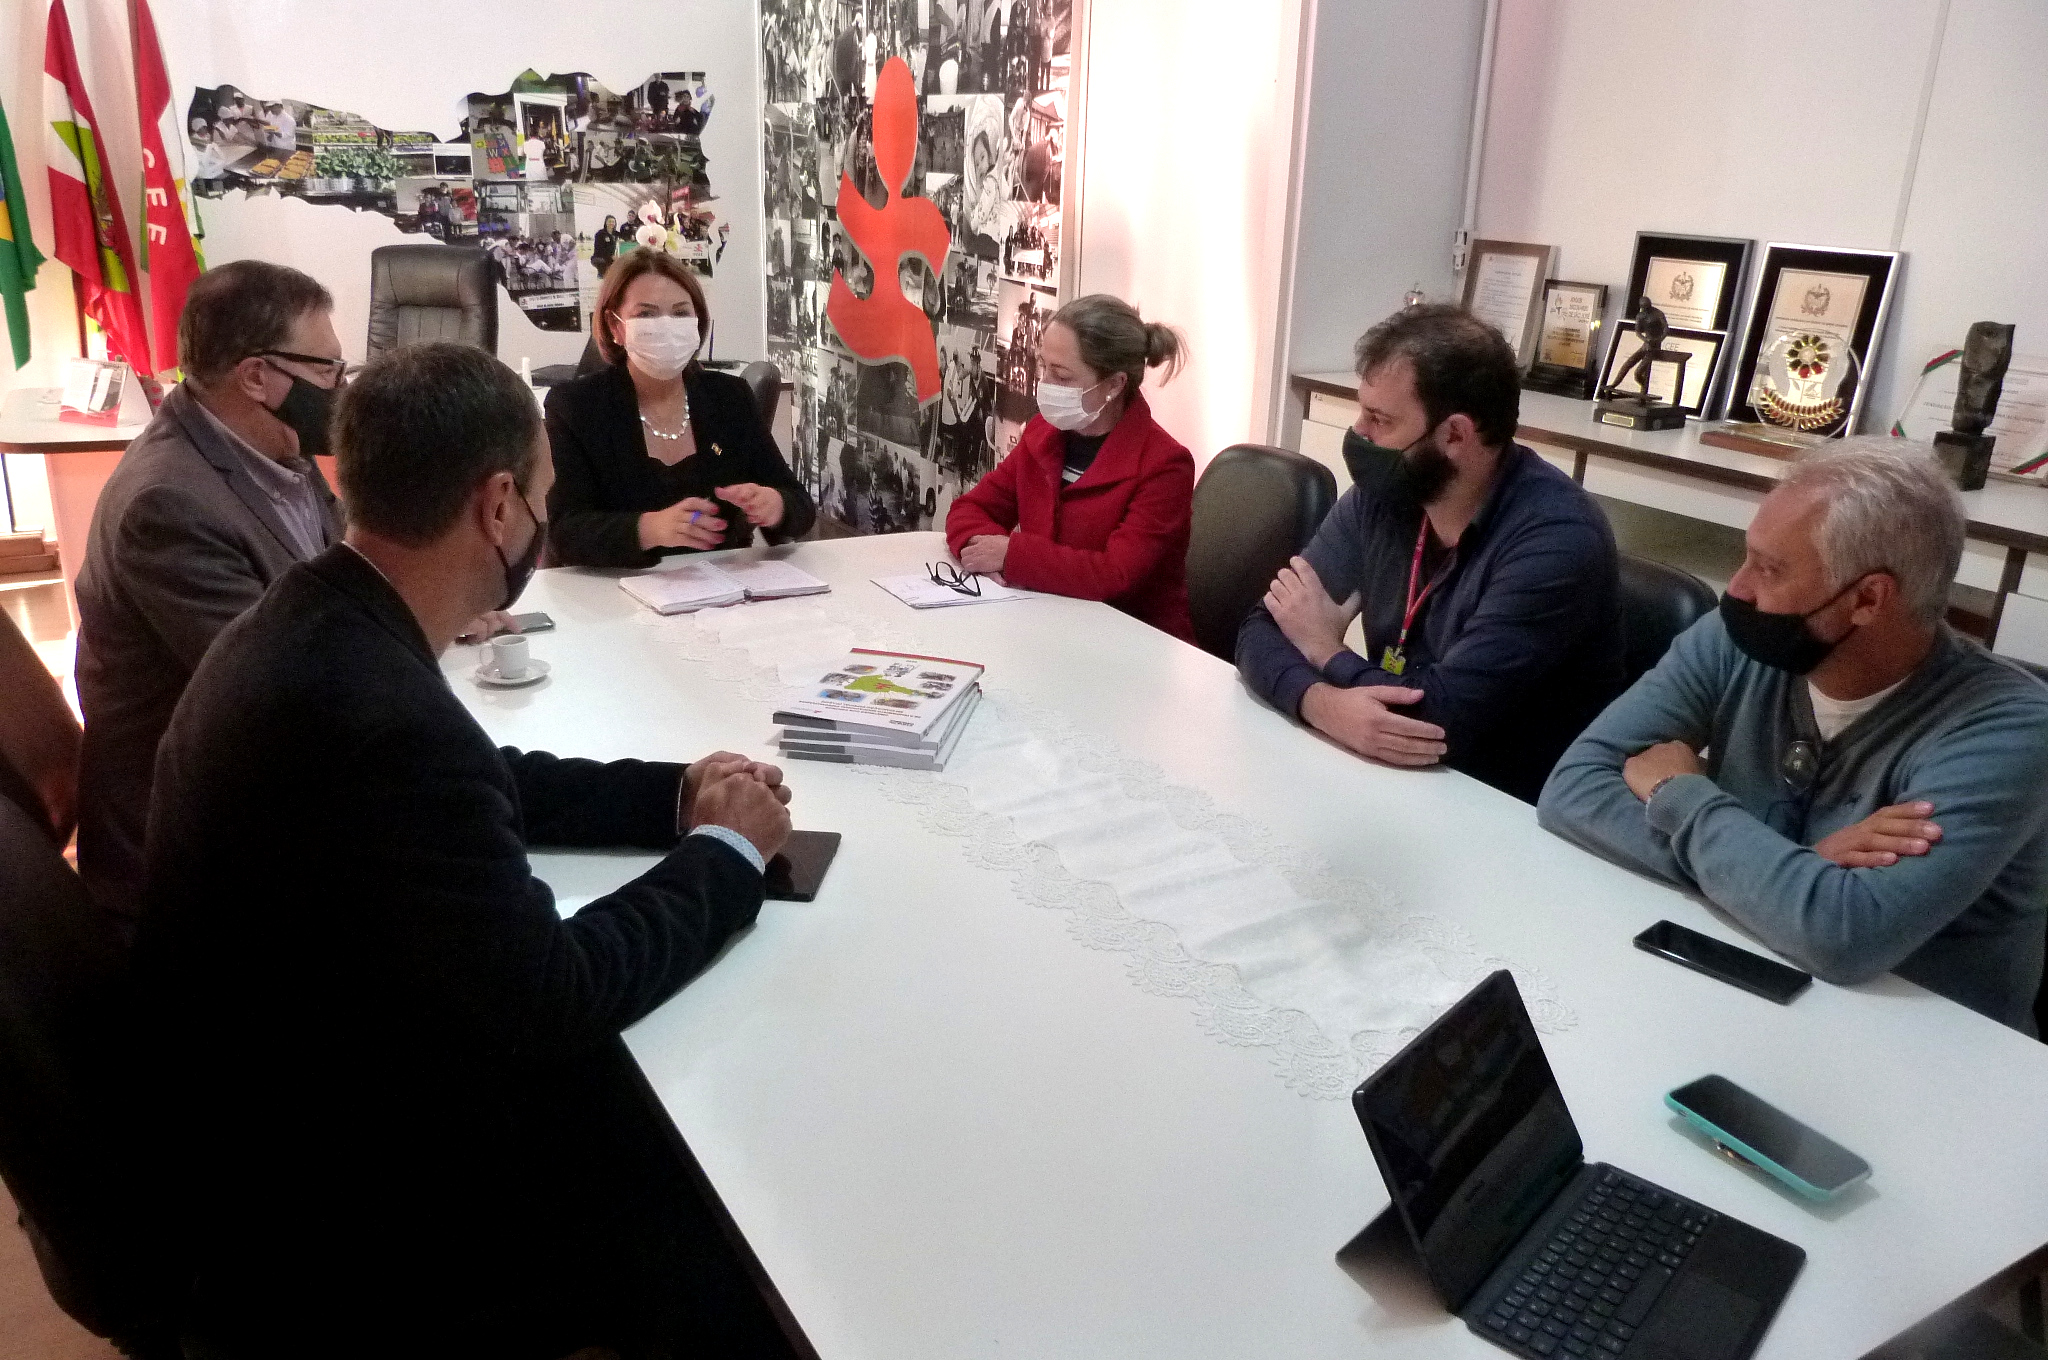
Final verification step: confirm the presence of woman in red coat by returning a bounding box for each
[946,294,1195,642]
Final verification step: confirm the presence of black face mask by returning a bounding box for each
[1719,578,1864,675]
[1344,423,1454,507]
[497,490,547,611]
[261,361,338,457]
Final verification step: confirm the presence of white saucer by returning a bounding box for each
[473,658,551,688]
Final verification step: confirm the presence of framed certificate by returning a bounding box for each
[1625,233,1751,333]
[1596,322,1725,417]
[1459,239,1557,374]
[1523,280,1608,399]
[1623,233,1750,416]
[1728,243,1901,437]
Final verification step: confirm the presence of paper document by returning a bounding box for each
[872,572,1039,609]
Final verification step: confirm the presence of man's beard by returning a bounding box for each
[1390,440,1457,507]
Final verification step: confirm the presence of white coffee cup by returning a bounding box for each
[489,633,531,680]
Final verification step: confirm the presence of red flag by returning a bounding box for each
[44,0,150,374]
[131,0,202,376]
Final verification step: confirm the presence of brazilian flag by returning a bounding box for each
[0,96,43,369]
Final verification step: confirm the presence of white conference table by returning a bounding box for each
[451,530,2048,1360]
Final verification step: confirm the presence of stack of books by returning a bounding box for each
[772,648,984,771]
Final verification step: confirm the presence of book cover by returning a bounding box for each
[772,648,984,737]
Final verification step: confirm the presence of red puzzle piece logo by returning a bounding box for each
[827,56,952,403]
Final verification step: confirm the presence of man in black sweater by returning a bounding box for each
[139,342,796,1357]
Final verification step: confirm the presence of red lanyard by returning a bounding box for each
[1394,517,1452,658]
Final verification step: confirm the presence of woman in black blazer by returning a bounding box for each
[545,250,815,566]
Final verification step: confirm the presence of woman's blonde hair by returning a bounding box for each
[591,249,710,367]
[1050,294,1186,391]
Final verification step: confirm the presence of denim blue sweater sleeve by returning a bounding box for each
[1236,460,1620,769]
[1540,615,2048,1003]
[1235,485,1369,719]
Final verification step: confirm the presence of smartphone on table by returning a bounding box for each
[1666,1074,1872,1201]
[511,611,555,633]
[1633,919,1812,1004]
[764,830,841,902]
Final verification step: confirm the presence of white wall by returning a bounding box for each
[1075,0,1311,465]
[1476,0,2046,431]
[0,0,766,377]
[1282,0,1490,378]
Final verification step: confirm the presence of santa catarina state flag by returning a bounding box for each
[45,0,151,373]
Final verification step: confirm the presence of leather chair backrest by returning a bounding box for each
[0,793,176,1345]
[1186,444,1338,662]
[366,244,498,359]
[572,351,783,428]
[0,609,79,845]
[1617,554,1718,688]
[739,360,782,429]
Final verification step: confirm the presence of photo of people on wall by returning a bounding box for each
[762,0,1072,535]
[187,68,731,333]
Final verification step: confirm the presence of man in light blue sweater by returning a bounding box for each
[1540,440,2048,1032]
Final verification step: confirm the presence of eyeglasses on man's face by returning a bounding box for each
[256,350,351,388]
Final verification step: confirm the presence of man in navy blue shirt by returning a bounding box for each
[1237,305,1623,803]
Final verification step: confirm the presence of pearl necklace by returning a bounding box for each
[640,408,691,442]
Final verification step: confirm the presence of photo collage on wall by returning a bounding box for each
[762,0,1072,534]
[187,70,728,332]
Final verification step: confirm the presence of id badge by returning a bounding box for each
[1380,645,1406,676]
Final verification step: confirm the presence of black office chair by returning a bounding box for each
[737,360,783,429]
[1617,555,1719,689]
[0,793,181,1355]
[538,347,784,429]
[365,243,498,360]
[1185,444,1338,662]
[0,609,78,847]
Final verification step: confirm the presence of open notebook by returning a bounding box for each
[620,558,831,614]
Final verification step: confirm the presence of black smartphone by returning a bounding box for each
[1666,1075,1872,1200]
[1633,919,1812,1004]
[763,830,841,902]
[512,611,555,633]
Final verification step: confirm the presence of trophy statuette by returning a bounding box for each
[1594,300,1689,432]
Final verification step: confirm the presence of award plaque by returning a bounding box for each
[1623,233,1751,417]
[1893,345,2048,484]
[1724,243,1900,439]
[1523,280,1608,399]
[1460,239,1558,374]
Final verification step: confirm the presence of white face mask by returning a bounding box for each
[619,315,700,378]
[1036,375,1112,432]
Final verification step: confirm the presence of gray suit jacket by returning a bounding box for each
[74,383,341,921]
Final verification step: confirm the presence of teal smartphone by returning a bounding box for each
[1666,1075,1871,1201]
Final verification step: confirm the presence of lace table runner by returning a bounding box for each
[645,598,1574,1098]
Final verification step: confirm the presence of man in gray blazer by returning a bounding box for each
[75,260,347,924]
